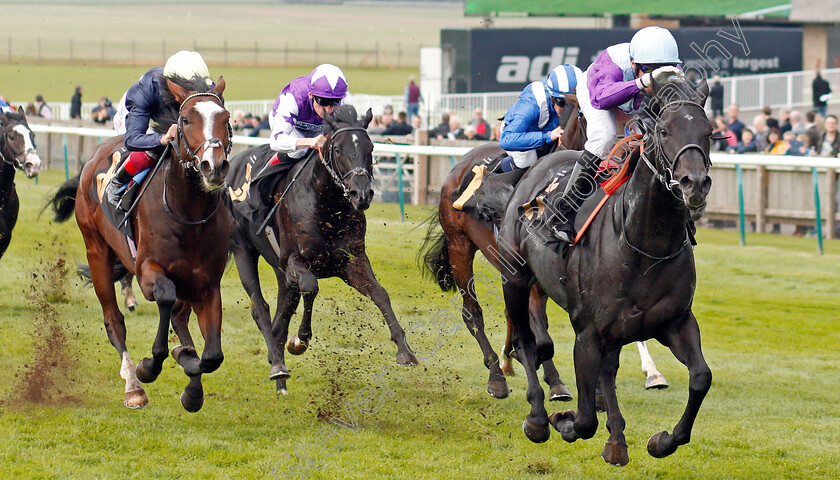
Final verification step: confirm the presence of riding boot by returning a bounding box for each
[105,164,133,209]
[546,150,601,243]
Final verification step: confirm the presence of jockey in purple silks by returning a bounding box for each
[268,64,348,163]
[546,26,684,243]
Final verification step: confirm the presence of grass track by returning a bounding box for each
[0,169,839,479]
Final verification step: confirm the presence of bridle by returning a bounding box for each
[320,125,373,198]
[0,121,34,171]
[175,92,232,171]
[640,99,712,200]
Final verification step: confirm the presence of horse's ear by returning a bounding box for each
[362,108,373,128]
[166,78,190,104]
[694,78,710,104]
[212,76,226,98]
[16,105,24,115]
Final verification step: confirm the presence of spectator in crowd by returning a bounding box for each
[710,75,724,118]
[383,111,413,135]
[248,114,270,137]
[91,96,116,124]
[727,103,745,142]
[404,75,422,124]
[763,106,779,130]
[789,110,805,135]
[34,94,52,119]
[804,110,817,131]
[410,114,422,132]
[368,113,393,135]
[816,114,840,157]
[778,108,791,134]
[490,122,502,141]
[752,114,770,152]
[764,127,789,155]
[464,125,478,140]
[24,103,37,116]
[429,112,450,139]
[231,110,247,131]
[727,127,757,154]
[447,115,465,140]
[784,131,810,156]
[711,116,736,152]
[469,108,491,140]
[812,71,831,118]
[0,95,12,113]
[70,85,83,119]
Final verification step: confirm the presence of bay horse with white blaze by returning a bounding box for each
[494,77,713,465]
[226,104,417,395]
[50,77,232,412]
[0,110,42,261]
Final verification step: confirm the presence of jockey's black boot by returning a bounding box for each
[105,164,133,209]
[546,150,601,243]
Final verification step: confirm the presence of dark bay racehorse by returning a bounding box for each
[50,77,232,411]
[419,98,667,401]
[0,110,42,261]
[227,104,417,395]
[493,78,713,465]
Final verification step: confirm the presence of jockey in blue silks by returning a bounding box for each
[545,26,684,242]
[268,63,349,162]
[498,64,584,173]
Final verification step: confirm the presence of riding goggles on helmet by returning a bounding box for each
[314,96,341,107]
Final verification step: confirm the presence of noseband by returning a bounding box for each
[321,125,373,198]
[641,99,711,198]
[176,92,233,171]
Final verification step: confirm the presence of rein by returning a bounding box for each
[321,125,372,198]
[161,159,222,225]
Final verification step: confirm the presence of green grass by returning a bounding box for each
[0,64,417,106]
[1,169,839,479]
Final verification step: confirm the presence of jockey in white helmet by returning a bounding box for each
[546,26,683,242]
[498,64,584,172]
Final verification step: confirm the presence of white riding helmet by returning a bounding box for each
[629,27,681,65]
[163,50,212,85]
[545,64,584,98]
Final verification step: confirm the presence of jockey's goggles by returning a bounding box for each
[551,97,567,108]
[637,63,677,74]
[314,96,341,107]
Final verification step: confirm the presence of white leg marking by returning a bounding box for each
[120,351,142,393]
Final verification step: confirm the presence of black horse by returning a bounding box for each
[226,104,418,394]
[0,110,42,261]
[492,77,713,465]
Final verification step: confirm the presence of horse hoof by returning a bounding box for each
[180,388,204,413]
[135,357,161,384]
[487,378,510,399]
[522,418,550,444]
[647,431,675,458]
[549,383,573,402]
[124,388,148,409]
[269,364,290,380]
[549,410,579,443]
[602,440,630,466]
[595,392,607,412]
[286,336,309,356]
[645,373,669,389]
[396,352,418,366]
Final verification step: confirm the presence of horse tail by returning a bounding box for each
[417,212,457,292]
[49,175,81,223]
[77,259,129,286]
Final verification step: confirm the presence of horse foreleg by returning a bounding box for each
[530,286,572,402]
[648,312,711,459]
[341,253,418,367]
[287,292,316,356]
[637,341,669,389]
[82,228,146,409]
[135,263,177,384]
[284,254,318,356]
[504,281,549,443]
[550,329,601,443]
[270,278,301,393]
[449,239,508,398]
[170,300,194,348]
[599,348,630,466]
[231,243,283,380]
[176,286,224,413]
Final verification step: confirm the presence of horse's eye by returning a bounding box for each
[660,129,668,138]
[181,117,189,126]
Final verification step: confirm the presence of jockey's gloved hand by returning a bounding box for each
[636,73,653,91]
[651,66,683,87]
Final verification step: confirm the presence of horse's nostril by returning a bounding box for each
[367,189,374,199]
[701,176,712,195]
[349,190,360,199]
[219,161,230,177]
[679,176,693,191]
[200,160,213,176]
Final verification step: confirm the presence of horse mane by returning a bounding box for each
[153,73,217,134]
[0,110,26,125]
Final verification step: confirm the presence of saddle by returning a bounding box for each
[226,144,300,231]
